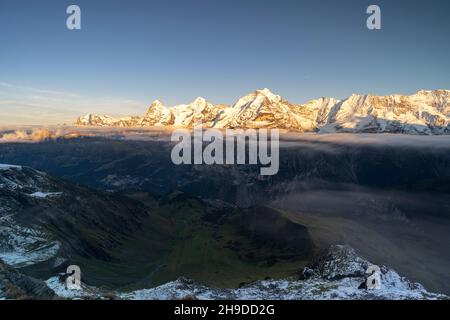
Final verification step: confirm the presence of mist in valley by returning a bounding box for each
[0,128,449,294]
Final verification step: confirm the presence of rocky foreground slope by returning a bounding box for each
[44,245,447,300]
[2,243,447,300]
[75,89,450,134]
[0,260,55,300]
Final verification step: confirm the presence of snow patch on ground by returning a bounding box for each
[116,246,447,300]
[0,165,61,267]
[0,164,22,170]
[29,192,63,199]
[46,277,85,299]
[46,276,110,300]
[0,215,60,267]
[117,275,445,300]
[45,246,448,301]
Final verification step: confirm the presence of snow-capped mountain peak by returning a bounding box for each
[255,88,282,102]
[149,99,166,108]
[74,89,450,134]
[75,114,120,126]
[139,100,172,126]
[232,88,282,110]
[190,97,210,112]
[192,96,207,105]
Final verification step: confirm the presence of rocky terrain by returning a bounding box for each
[6,245,445,300]
[75,89,450,134]
[0,260,56,300]
[0,163,149,270]
[1,163,448,300]
[42,246,449,300]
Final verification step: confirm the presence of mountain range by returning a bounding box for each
[75,89,450,134]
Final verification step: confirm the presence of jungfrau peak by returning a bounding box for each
[213,88,300,129]
[74,89,450,135]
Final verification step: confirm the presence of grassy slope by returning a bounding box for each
[68,192,315,290]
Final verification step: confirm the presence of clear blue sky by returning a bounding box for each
[0,0,449,125]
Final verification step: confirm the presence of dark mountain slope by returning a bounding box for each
[1,165,316,290]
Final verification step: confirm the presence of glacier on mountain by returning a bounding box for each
[74,89,450,135]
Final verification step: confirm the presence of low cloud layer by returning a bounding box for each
[0,126,170,143]
[280,132,450,150]
[2,126,450,149]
